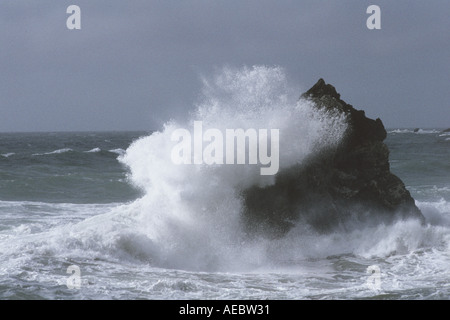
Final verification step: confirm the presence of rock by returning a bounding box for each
[414,128,420,133]
[242,78,424,237]
[442,128,450,133]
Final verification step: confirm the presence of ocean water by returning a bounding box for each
[0,67,449,300]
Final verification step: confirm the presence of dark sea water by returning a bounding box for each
[0,129,448,300]
[0,131,144,204]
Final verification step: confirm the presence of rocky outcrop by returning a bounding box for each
[442,128,450,133]
[242,79,424,237]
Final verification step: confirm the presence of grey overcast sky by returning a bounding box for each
[0,0,449,132]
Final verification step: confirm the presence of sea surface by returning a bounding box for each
[0,129,448,300]
[0,67,449,300]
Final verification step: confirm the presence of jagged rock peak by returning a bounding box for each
[302,78,341,101]
[242,78,425,237]
[302,78,387,144]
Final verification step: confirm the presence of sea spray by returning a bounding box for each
[115,66,348,270]
[5,66,444,274]
[0,84,449,298]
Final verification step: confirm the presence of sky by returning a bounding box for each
[0,0,449,132]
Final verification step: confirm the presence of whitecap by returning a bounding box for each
[415,129,440,134]
[1,153,15,158]
[388,129,413,134]
[32,148,73,156]
[108,148,126,156]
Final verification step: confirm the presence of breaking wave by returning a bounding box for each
[1,66,448,275]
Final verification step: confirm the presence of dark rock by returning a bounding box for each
[242,79,424,237]
[414,128,420,133]
[442,128,450,133]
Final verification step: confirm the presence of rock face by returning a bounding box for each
[243,79,424,236]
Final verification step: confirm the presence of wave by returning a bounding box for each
[108,148,126,156]
[388,129,414,134]
[415,129,440,134]
[85,147,101,153]
[3,196,447,274]
[5,147,128,162]
[32,147,123,156]
[417,199,450,227]
[32,148,73,156]
[388,129,440,134]
[1,153,15,158]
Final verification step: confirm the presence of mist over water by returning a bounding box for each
[0,66,449,299]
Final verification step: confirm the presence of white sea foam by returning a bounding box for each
[417,199,450,227]
[1,153,15,158]
[85,147,101,153]
[388,129,414,134]
[32,148,73,156]
[415,129,440,134]
[109,148,126,156]
[388,129,441,134]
